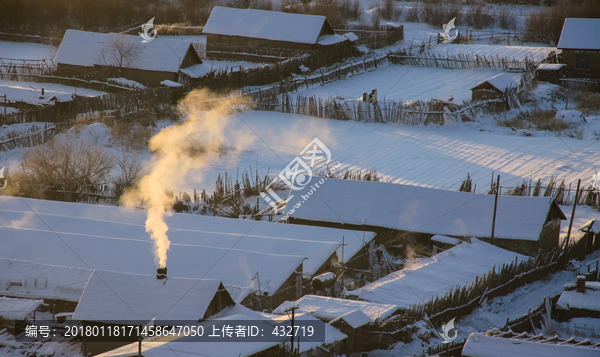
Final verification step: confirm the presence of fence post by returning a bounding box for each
[564,179,581,261]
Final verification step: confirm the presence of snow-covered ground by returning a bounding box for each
[296,65,522,102]
[0,80,105,106]
[0,41,54,61]
[182,59,264,77]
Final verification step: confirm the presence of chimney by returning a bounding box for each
[576,275,586,294]
[41,88,44,96]
[156,267,167,280]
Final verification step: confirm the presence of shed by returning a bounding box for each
[286,179,566,256]
[536,63,567,84]
[557,18,600,77]
[556,280,600,320]
[55,30,202,86]
[203,7,348,51]
[470,73,519,101]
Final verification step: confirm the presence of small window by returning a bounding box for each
[575,53,590,70]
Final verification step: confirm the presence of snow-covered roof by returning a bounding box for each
[557,284,600,313]
[204,7,329,45]
[96,305,347,357]
[0,196,373,295]
[317,34,348,46]
[537,63,566,70]
[180,63,205,78]
[72,270,232,323]
[347,239,527,308]
[286,179,565,241]
[55,30,195,73]
[558,18,600,50]
[273,295,400,326]
[431,235,461,245]
[343,33,359,42]
[462,333,600,357]
[471,73,519,92]
[160,79,182,87]
[0,296,43,319]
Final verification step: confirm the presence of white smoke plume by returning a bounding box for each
[122,90,251,268]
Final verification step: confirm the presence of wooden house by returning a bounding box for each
[72,270,235,355]
[470,73,518,101]
[557,18,600,78]
[286,179,566,256]
[55,30,202,86]
[203,7,349,51]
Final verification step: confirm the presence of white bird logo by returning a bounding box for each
[439,317,458,343]
[139,17,158,43]
[0,167,7,191]
[440,18,459,43]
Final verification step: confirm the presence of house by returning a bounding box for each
[73,270,235,355]
[557,18,600,78]
[471,73,519,101]
[274,295,401,353]
[95,305,347,357]
[536,63,567,84]
[346,239,527,308]
[286,179,566,256]
[54,30,202,86]
[203,7,349,51]
[556,275,600,320]
[0,196,374,310]
[462,331,600,357]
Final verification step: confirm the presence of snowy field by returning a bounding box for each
[140,110,600,197]
[428,43,558,62]
[0,80,105,105]
[0,40,53,60]
[296,65,522,102]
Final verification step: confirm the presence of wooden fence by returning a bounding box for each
[0,123,57,151]
[390,52,537,71]
[0,58,56,77]
[0,32,53,45]
[560,78,600,92]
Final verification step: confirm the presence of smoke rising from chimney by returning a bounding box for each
[122,89,252,268]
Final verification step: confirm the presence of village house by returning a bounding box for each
[556,275,600,320]
[54,30,202,86]
[203,7,349,51]
[286,179,566,256]
[72,270,236,354]
[557,18,600,78]
[470,73,519,101]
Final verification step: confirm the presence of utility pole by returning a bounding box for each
[491,175,500,245]
[565,179,581,261]
[340,236,347,294]
[284,305,299,355]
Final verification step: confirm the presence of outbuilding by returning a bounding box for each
[557,18,600,78]
[470,73,519,101]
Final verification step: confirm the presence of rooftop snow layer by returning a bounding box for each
[0,197,373,292]
[273,295,400,326]
[347,239,527,308]
[556,288,600,313]
[431,235,461,245]
[537,63,566,70]
[55,30,194,73]
[96,305,346,357]
[204,7,328,45]
[317,34,347,46]
[72,270,230,323]
[558,18,600,50]
[428,44,559,63]
[285,178,564,241]
[472,73,518,92]
[462,333,600,357]
[0,296,43,319]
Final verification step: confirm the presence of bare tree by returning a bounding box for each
[21,141,114,199]
[113,151,145,199]
[96,34,142,68]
